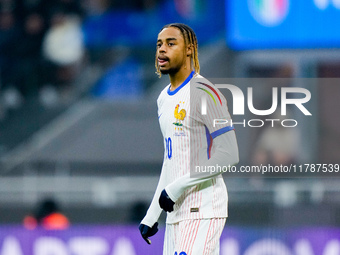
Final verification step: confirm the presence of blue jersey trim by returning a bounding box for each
[211,126,234,139]
[167,71,195,96]
[205,126,213,159]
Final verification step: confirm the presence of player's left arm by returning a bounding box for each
[163,129,239,204]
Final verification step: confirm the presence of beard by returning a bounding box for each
[160,65,181,75]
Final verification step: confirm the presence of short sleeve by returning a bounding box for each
[191,78,234,139]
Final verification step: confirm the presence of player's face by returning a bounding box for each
[156,27,187,75]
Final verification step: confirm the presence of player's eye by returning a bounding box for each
[168,43,174,46]
[156,43,162,48]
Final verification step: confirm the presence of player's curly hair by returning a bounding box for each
[155,23,200,78]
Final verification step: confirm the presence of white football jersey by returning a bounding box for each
[157,71,234,224]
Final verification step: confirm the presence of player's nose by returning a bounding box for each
[158,44,166,53]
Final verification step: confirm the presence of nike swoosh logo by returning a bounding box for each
[158,113,163,119]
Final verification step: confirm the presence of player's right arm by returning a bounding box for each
[139,90,170,243]
[140,161,166,227]
[140,95,167,227]
[139,149,168,244]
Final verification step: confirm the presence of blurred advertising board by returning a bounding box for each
[226,0,340,50]
[0,226,339,255]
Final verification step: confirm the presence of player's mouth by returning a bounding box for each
[158,56,169,66]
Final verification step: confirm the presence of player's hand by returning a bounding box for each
[159,189,175,212]
[139,222,158,245]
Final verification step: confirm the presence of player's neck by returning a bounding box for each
[169,68,193,91]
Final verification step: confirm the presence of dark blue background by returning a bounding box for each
[226,0,340,50]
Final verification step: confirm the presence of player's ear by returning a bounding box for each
[186,44,193,57]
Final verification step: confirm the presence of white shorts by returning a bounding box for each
[163,218,226,255]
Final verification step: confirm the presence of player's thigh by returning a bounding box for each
[187,218,226,255]
[164,218,226,255]
[163,222,178,255]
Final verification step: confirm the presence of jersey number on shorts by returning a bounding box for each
[165,137,172,159]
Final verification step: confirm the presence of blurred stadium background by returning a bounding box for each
[0,0,340,254]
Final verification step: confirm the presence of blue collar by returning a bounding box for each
[167,71,195,96]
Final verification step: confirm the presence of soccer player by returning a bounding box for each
[139,23,239,255]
